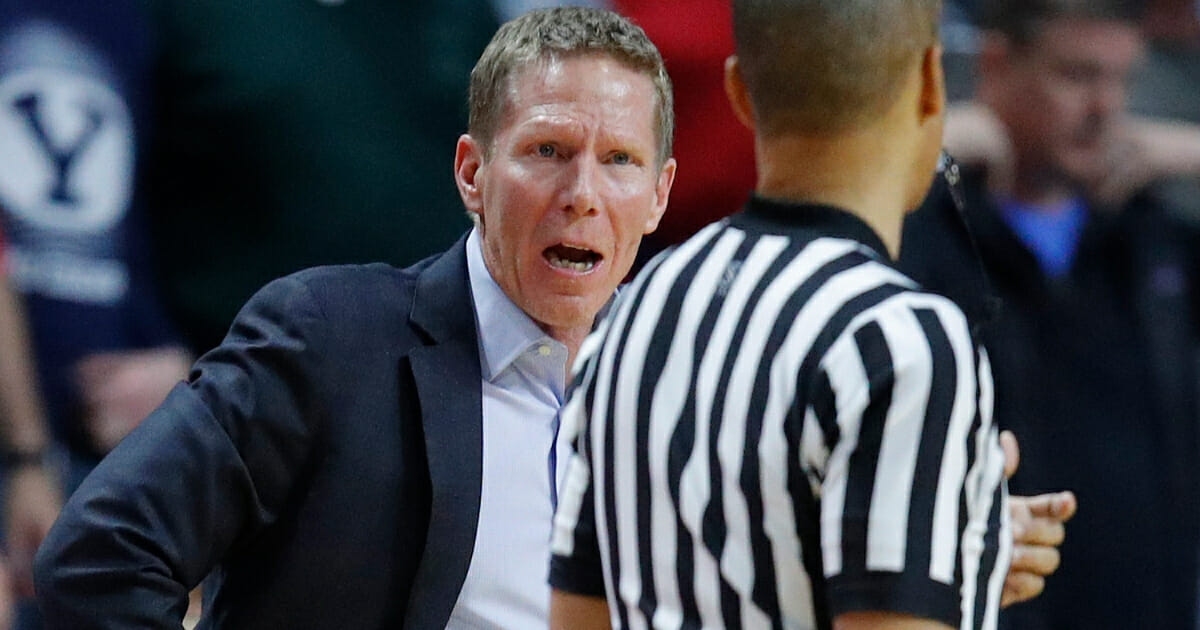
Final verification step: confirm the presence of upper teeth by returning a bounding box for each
[548,251,596,272]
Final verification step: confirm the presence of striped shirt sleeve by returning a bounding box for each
[811,292,1011,629]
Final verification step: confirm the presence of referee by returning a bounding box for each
[548,1,1011,629]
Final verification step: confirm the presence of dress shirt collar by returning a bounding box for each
[466,227,564,382]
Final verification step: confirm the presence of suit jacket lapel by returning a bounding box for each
[403,236,483,629]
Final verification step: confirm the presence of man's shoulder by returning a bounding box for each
[254,253,449,330]
[285,262,422,299]
[805,251,972,347]
[285,243,459,300]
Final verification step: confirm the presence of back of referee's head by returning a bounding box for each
[729,0,943,137]
[725,1,948,236]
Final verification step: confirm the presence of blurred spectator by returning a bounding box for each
[142,1,499,353]
[899,1,1200,628]
[0,8,195,621]
[0,227,50,630]
[0,7,193,625]
[0,0,190,494]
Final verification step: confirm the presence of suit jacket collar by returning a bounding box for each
[403,235,484,629]
[411,235,477,344]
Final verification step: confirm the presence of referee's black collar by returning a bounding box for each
[730,194,892,260]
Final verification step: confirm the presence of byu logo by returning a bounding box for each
[0,66,133,234]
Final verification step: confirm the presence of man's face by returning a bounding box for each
[455,54,675,336]
[994,18,1143,184]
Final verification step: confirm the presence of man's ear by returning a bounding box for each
[724,55,757,132]
[644,157,678,235]
[919,44,947,124]
[454,134,486,216]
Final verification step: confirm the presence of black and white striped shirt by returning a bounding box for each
[550,196,1012,630]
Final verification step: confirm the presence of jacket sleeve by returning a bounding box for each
[34,273,334,628]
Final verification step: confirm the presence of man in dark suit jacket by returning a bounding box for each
[32,7,678,628]
[33,6,1072,629]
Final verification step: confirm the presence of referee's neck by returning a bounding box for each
[753,129,911,259]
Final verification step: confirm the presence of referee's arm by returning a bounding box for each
[549,466,612,630]
[550,590,612,630]
[549,369,611,630]
[816,294,1010,629]
[549,473,612,630]
[549,452,612,630]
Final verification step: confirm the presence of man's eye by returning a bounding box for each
[611,152,631,165]
[538,144,556,158]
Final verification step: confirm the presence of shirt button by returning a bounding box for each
[538,344,552,357]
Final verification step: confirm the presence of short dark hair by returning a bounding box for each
[732,0,942,135]
[468,6,674,166]
[979,0,1144,46]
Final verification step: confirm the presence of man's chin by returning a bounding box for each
[1062,144,1108,176]
[1047,155,1102,191]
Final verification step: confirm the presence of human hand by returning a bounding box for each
[74,346,192,453]
[999,430,1077,608]
[1089,116,1200,208]
[4,464,61,599]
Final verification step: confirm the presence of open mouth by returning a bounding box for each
[544,244,602,272]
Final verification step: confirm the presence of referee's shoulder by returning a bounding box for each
[873,273,977,343]
[840,249,976,337]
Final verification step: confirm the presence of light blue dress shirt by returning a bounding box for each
[446,228,570,629]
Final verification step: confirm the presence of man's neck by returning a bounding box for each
[753,128,916,258]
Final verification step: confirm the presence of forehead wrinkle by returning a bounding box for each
[522,111,649,146]
[511,100,655,155]
[514,111,589,139]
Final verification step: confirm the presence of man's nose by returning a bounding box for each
[1091,75,1127,120]
[564,157,600,216]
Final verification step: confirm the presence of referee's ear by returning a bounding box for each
[918,44,947,124]
[724,55,756,133]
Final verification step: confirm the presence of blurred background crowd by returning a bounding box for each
[0,0,1198,628]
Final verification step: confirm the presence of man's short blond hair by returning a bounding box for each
[733,0,942,135]
[468,6,674,166]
